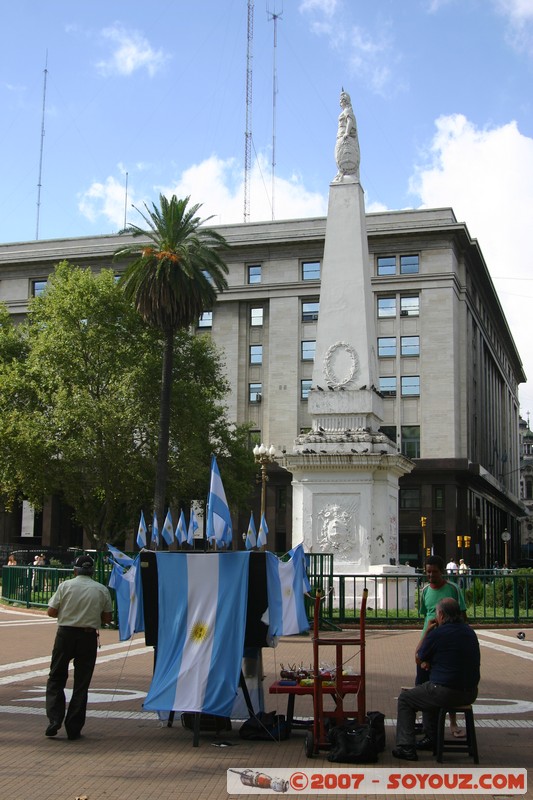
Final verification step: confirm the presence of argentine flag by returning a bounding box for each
[176,510,187,545]
[245,512,257,550]
[137,511,147,549]
[151,512,159,546]
[206,455,232,546]
[144,552,249,717]
[188,506,199,545]
[107,543,134,567]
[257,512,268,548]
[162,508,174,546]
[108,556,145,641]
[263,543,310,637]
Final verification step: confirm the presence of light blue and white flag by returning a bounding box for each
[108,556,145,641]
[176,510,187,545]
[151,512,159,546]
[245,512,257,550]
[162,508,174,546]
[137,511,147,549]
[206,455,232,546]
[106,543,134,567]
[257,512,268,548]
[144,552,249,717]
[187,506,199,546]
[263,543,310,637]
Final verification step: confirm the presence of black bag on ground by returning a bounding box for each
[328,718,384,764]
[239,711,289,741]
[366,711,386,752]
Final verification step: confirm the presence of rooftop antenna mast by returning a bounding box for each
[123,171,129,230]
[244,0,254,223]
[36,52,48,240]
[268,3,282,221]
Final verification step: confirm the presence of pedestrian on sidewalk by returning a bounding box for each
[45,555,113,740]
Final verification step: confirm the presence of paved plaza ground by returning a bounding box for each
[0,604,531,800]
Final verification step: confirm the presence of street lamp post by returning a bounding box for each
[501,528,511,567]
[253,443,277,522]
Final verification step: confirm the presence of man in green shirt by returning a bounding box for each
[416,554,467,745]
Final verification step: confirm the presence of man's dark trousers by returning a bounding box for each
[46,627,97,737]
[396,682,478,748]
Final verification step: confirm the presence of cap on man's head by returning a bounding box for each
[74,555,94,574]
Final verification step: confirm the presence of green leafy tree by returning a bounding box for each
[114,194,230,531]
[0,262,253,548]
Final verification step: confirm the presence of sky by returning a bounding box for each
[2,0,533,415]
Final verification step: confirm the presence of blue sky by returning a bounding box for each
[2,0,533,415]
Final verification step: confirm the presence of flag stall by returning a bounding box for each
[108,546,310,746]
[108,460,311,747]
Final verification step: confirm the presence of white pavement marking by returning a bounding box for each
[0,618,56,627]
[477,637,533,661]
[477,630,533,649]
[0,703,153,720]
[0,645,153,686]
[0,638,148,673]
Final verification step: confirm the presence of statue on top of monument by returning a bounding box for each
[334,89,360,182]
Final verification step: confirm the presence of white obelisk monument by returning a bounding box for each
[281,90,413,574]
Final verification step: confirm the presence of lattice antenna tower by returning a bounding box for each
[244,0,254,223]
[268,3,282,220]
[36,52,48,240]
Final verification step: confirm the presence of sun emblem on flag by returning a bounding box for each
[189,620,209,643]
[284,587,293,597]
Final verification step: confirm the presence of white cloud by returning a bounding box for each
[493,0,533,54]
[299,0,338,16]
[409,113,533,413]
[78,175,134,230]
[157,154,327,225]
[299,2,400,96]
[96,24,169,77]
[78,153,326,230]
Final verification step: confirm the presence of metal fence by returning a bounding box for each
[2,559,532,625]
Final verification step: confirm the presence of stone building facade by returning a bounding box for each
[0,205,526,565]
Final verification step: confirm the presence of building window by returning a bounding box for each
[302,300,319,322]
[377,296,396,318]
[400,295,419,316]
[401,336,420,356]
[31,279,47,297]
[249,345,263,365]
[434,487,445,509]
[301,340,316,361]
[301,379,312,400]
[249,430,261,450]
[198,311,213,328]
[302,260,321,280]
[400,254,419,274]
[248,264,262,284]
[377,256,396,276]
[380,425,397,443]
[401,425,420,458]
[378,337,396,357]
[379,377,397,397]
[400,487,420,509]
[250,307,263,327]
[249,383,262,403]
[401,376,420,396]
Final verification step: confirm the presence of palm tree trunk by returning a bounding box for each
[153,328,174,536]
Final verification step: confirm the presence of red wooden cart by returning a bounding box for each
[304,587,368,757]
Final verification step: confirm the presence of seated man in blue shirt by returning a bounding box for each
[393,596,480,761]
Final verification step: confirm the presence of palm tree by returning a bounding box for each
[114,194,229,536]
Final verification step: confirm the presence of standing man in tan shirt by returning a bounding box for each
[45,555,113,740]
